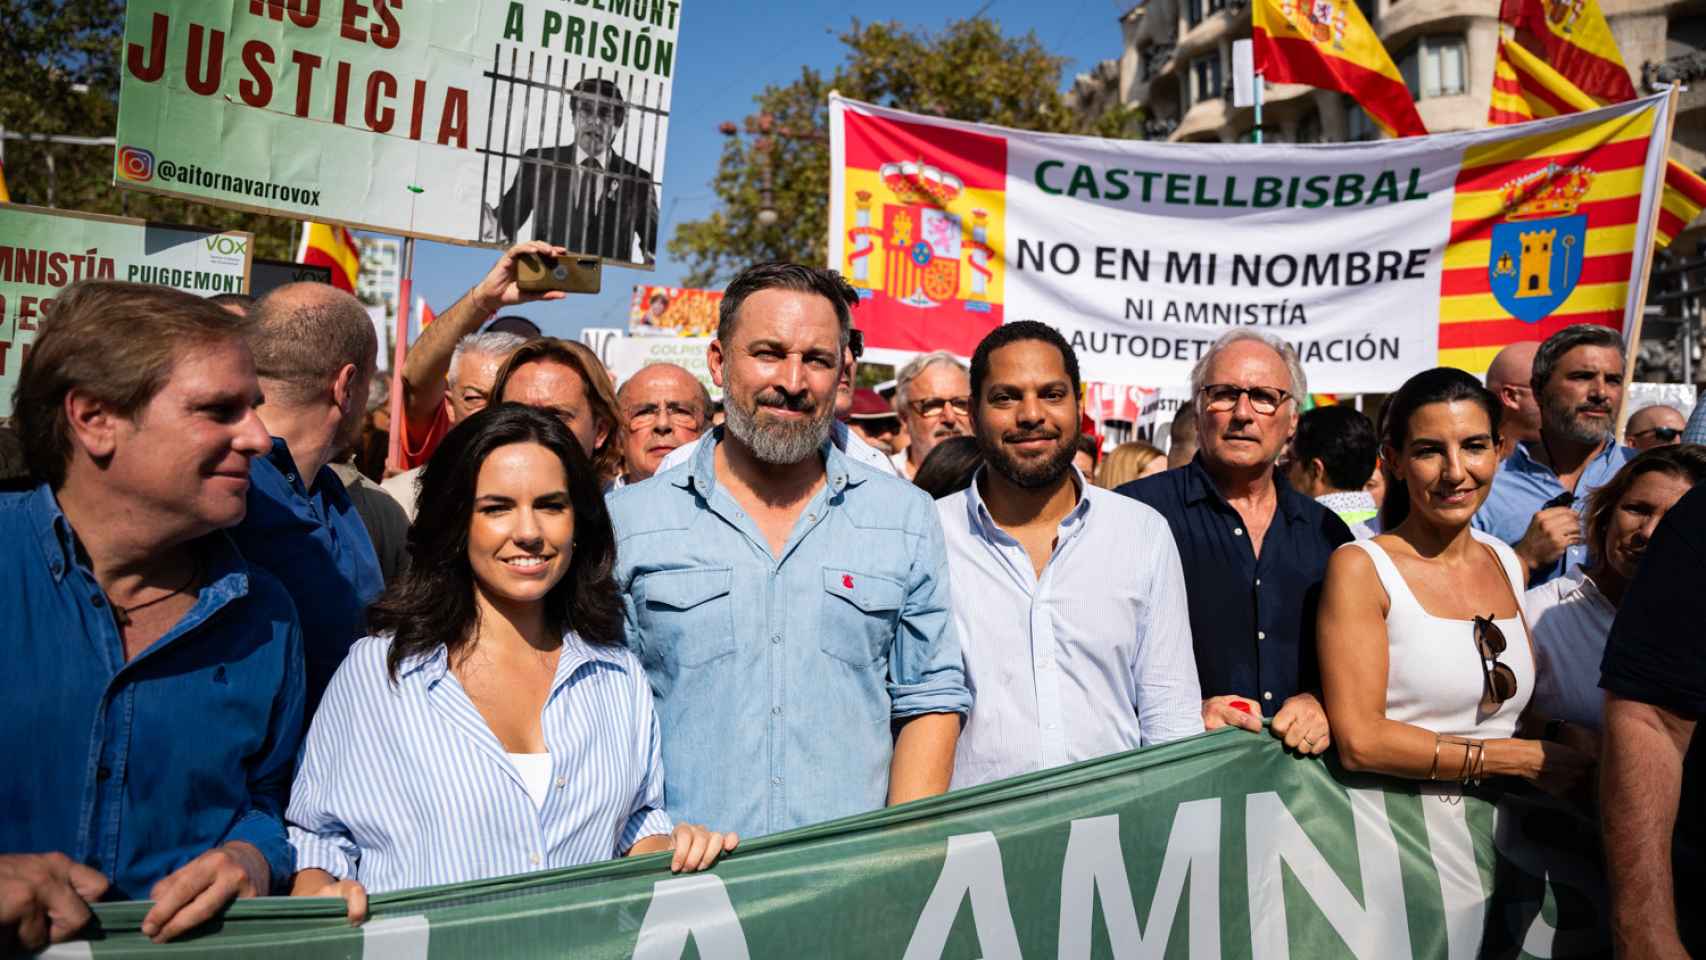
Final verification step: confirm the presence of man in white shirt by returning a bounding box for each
[938,321,1203,789]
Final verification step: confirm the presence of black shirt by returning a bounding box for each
[1599,481,1706,946]
[1118,456,1353,709]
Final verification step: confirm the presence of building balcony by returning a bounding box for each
[1644,51,1706,91]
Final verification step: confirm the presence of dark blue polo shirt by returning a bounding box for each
[0,485,305,898]
[1118,456,1352,709]
[229,438,383,717]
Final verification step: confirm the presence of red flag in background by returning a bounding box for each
[296,222,361,292]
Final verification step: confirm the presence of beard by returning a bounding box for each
[723,380,835,465]
[985,426,1079,490]
[1541,391,1613,445]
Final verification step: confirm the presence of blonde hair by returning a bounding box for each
[1096,441,1165,489]
[490,338,623,480]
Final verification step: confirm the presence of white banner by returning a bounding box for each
[829,92,1677,392]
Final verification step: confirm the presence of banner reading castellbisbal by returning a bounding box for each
[48,732,1607,959]
[114,1,681,268]
[0,203,252,417]
[829,92,1677,389]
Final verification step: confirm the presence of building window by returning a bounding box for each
[1184,53,1223,108]
[1185,0,1205,28]
[1397,34,1468,99]
[1207,0,1227,15]
[1346,103,1381,141]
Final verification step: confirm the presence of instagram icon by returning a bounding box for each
[117,146,155,182]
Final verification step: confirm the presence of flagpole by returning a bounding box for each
[386,236,415,474]
[1254,71,1264,145]
[1616,84,1681,441]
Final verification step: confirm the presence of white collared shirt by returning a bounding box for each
[287,632,672,893]
[938,469,1204,789]
[1525,565,1617,730]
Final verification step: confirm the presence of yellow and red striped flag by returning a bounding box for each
[295,221,361,292]
[1489,37,1706,248]
[1437,87,1659,374]
[1499,0,1637,103]
[1252,0,1426,139]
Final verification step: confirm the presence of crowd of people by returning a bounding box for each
[1,243,1703,957]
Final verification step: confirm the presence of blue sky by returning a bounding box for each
[393,1,1130,342]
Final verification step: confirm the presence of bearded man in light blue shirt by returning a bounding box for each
[939,322,1203,789]
[607,263,970,839]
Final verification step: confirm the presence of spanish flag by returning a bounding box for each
[1489,38,1706,248]
[1252,0,1426,139]
[295,221,361,293]
[1499,0,1636,103]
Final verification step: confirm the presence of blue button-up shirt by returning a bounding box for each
[939,470,1203,790]
[1472,439,1633,586]
[608,429,971,839]
[230,438,383,715]
[0,485,305,898]
[1118,457,1353,708]
[287,633,672,894]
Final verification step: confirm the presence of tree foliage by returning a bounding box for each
[0,0,295,259]
[667,17,1141,288]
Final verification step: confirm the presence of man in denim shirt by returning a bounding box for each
[608,263,970,840]
[230,283,383,714]
[0,283,305,950]
[1472,325,1633,586]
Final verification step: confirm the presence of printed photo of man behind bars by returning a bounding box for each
[485,77,660,265]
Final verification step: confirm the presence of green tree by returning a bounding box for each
[1,0,295,259]
[667,17,1141,288]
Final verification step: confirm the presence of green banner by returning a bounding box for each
[0,203,253,417]
[114,0,681,267]
[43,730,1607,958]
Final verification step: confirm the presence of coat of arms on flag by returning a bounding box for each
[1488,163,1592,323]
[837,108,1007,357]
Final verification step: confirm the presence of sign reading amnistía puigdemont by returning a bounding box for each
[0,203,253,417]
[114,0,682,269]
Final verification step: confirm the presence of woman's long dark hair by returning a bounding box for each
[1377,367,1503,532]
[372,404,624,681]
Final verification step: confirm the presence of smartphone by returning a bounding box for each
[515,252,602,294]
[1540,490,1575,511]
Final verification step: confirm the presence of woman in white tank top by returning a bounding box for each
[1316,368,1593,794]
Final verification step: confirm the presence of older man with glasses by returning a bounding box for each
[613,363,713,488]
[891,351,972,480]
[1117,330,1352,756]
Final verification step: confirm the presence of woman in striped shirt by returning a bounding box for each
[287,404,736,921]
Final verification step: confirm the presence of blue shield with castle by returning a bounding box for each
[1489,163,1593,324]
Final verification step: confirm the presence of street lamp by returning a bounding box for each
[718,112,826,230]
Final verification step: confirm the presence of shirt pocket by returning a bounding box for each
[633,568,737,668]
[818,567,905,668]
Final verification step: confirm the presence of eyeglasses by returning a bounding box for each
[907,396,971,419]
[625,402,704,431]
[1200,384,1293,415]
[1472,615,1519,710]
[1630,426,1682,443]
